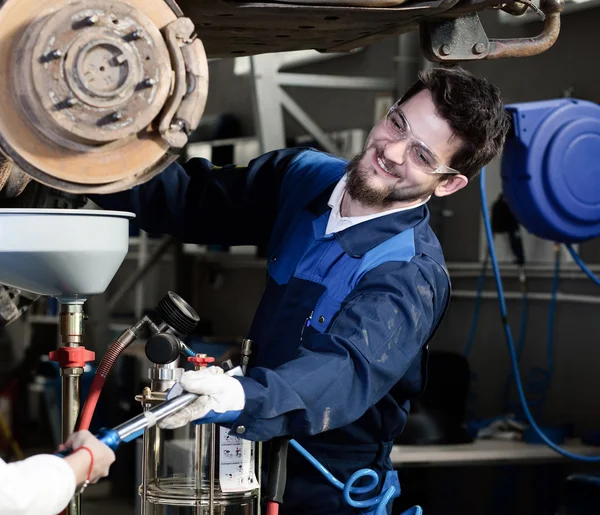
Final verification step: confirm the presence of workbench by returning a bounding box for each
[392,438,600,467]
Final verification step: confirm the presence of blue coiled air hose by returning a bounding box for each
[290,439,422,515]
[480,167,600,462]
[566,244,600,287]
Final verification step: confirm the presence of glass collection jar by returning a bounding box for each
[138,362,260,515]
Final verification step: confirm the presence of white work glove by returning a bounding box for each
[158,366,245,430]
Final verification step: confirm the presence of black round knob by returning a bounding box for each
[145,333,181,365]
[155,291,200,336]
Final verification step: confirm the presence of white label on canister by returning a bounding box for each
[218,426,257,493]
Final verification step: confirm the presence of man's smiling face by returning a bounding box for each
[346,89,466,209]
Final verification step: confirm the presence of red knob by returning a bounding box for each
[187,355,215,367]
[48,347,95,368]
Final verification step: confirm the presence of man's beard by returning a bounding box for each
[345,150,438,209]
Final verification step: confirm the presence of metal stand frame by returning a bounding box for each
[248,50,396,153]
[48,301,95,515]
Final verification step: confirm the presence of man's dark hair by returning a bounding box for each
[399,66,511,180]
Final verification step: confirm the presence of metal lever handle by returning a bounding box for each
[56,393,199,456]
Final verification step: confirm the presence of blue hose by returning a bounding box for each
[463,256,488,358]
[524,246,559,419]
[515,290,528,362]
[463,257,487,421]
[466,259,529,419]
[290,439,422,515]
[480,167,600,462]
[505,248,558,419]
[501,281,528,415]
[547,246,560,382]
[181,344,196,358]
[566,244,600,287]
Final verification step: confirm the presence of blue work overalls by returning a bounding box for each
[91,148,451,514]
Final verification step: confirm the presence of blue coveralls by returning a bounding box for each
[91,148,451,514]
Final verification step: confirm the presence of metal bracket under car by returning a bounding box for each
[420,0,564,62]
[0,0,208,196]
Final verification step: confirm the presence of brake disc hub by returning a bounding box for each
[16,2,172,148]
[0,0,208,194]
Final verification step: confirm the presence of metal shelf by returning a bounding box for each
[392,438,600,467]
[26,315,58,324]
[182,244,267,269]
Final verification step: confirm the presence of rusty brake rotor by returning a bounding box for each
[0,0,208,194]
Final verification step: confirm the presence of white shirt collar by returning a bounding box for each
[325,175,430,235]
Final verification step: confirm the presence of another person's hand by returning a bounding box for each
[158,366,245,430]
[59,430,116,486]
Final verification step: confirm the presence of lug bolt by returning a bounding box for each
[46,49,63,60]
[142,78,156,88]
[65,98,78,107]
[439,44,451,56]
[131,31,142,39]
[111,112,123,121]
[85,14,99,25]
[170,120,185,131]
[472,43,486,55]
[115,54,127,65]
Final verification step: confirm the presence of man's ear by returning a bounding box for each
[434,174,468,198]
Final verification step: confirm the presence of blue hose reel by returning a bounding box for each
[502,98,600,244]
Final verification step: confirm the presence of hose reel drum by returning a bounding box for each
[502,99,600,244]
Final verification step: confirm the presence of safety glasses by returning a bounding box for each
[384,102,462,176]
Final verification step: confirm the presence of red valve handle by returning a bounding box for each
[49,347,95,368]
[187,355,215,367]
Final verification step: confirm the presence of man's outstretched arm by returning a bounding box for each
[89,149,302,247]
